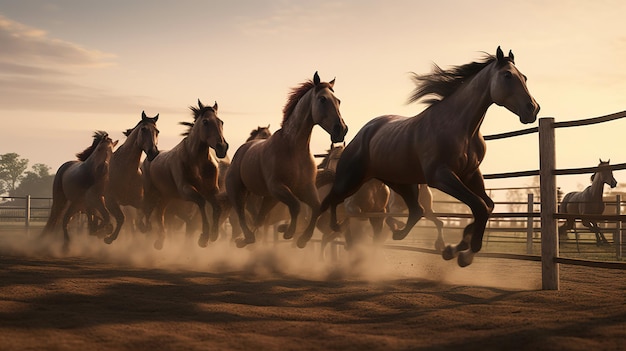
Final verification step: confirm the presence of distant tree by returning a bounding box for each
[12,163,54,198]
[0,153,29,195]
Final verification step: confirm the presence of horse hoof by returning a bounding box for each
[442,246,455,261]
[392,230,409,241]
[283,231,294,240]
[457,251,474,267]
[296,236,309,249]
[104,236,114,245]
[276,224,288,233]
[235,238,249,248]
[154,239,164,250]
[198,237,208,248]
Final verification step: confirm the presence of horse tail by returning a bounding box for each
[42,161,73,234]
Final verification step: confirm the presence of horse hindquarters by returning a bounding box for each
[42,161,74,235]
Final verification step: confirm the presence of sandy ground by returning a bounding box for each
[0,227,625,351]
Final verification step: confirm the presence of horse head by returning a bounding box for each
[190,99,229,158]
[247,124,272,142]
[592,159,618,188]
[310,72,348,143]
[489,46,540,125]
[138,111,160,161]
[93,131,118,164]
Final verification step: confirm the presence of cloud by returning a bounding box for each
[0,14,115,71]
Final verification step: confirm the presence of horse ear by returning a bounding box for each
[154,113,159,122]
[198,99,205,109]
[496,46,504,62]
[329,77,336,88]
[313,71,321,85]
[142,111,147,120]
[113,140,119,147]
[508,50,515,63]
[213,101,218,111]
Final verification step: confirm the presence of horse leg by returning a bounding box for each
[320,162,367,232]
[558,218,574,240]
[253,196,279,228]
[204,192,222,243]
[152,201,168,250]
[587,220,610,246]
[61,202,80,253]
[296,185,323,248]
[431,168,491,267]
[104,198,125,244]
[385,183,423,241]
[419,185,445,251]
[269,185,301,241]
[370,217,386,244]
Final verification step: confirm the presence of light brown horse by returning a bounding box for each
[320,47,540,267]
[141,99,228,249]
[385,185,445,251]
[42,131,118,250]
[315,144,390,253]
[225,72,347,248]
[103,111,160,244]
[558,159,617,246]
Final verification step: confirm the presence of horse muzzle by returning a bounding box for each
[330,123,348,143]
[215,142,229,159]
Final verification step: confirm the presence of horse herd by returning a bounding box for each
[42,47,550,267]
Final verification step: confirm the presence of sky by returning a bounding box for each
[1,0,625,196]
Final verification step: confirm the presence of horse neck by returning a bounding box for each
[281,93,315,150]
[113,131,143,168]
[183,134,210,161]
[429,65,495,137]
[589,175,607,199]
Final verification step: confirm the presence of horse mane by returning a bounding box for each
[180,105,216,136]
[76,131,109,161]
[408,53,509,106]
[281,80,333,127]
[246,126,270,142]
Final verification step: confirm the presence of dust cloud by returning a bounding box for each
[0,222,541,291]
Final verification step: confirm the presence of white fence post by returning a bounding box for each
[539,118,559,290]
[616,195,622,260]
[24,195,31,228]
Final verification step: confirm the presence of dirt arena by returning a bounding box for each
[0,228,624,351]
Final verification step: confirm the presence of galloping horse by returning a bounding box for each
[42,131,118,250]
[141,99,228,249]
[103,111,160,244]
[558,159,617,246]
[315,144,390,252]
[319,47,540,267]
[225,72,347,248]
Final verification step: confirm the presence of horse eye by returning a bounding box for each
[319,96,327,103]
[203,119,209,126]
[504,71,513,80]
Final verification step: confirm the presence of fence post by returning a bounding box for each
[526,193,534,254]
[25,195,31,228]
[616,195,622,260]
[539,117,559,290]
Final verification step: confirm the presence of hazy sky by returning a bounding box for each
[1,0,625,194]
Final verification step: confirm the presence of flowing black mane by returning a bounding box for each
[408,54,506,106]
[76,131,109,161]
[180,105,216,136]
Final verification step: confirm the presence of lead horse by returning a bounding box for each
[141,100,228,249]
[558,159,617,246]
[103,111,160,244]
[318,47,540,267]
[42,131,118,251]
[226,72,347,248]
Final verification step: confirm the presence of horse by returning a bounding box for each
[315,144,390,253]
[42,131,119,250]
[225,71,347,248]
[319,47,540,267]
[558,159,617,246]
[103,111,160,244]
[141,99,228,250]
[385,184,445,251]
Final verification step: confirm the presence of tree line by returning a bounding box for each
[0,152,53,199]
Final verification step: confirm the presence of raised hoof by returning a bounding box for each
[103,235,115,245]
[153,239,164,250]
[457,251,474,267]
[442,245,455,261]
[276,223,288,233]
[235,238,249,248]
[392,229,409,241]
[283,231,295,240]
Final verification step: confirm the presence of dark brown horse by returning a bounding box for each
[319,47,540,267]
[42,131,118,250]
[225,72,347,248]
[141,99,228,249]
[103,111,160,244]
[558,159,617,246]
